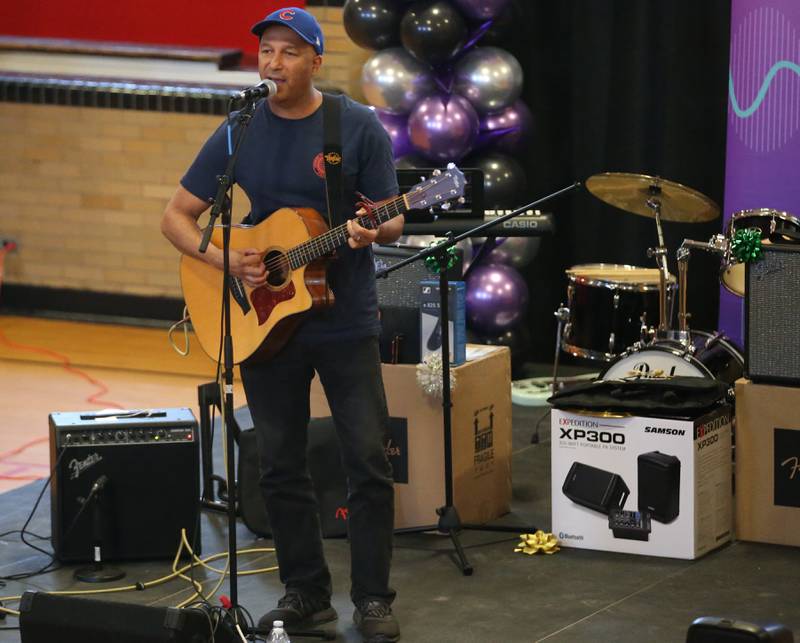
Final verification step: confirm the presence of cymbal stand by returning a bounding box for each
[675,235,729,347]
[645,188,671,333]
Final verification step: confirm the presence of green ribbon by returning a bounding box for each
[731,227,764,263]
[424,240,459,275]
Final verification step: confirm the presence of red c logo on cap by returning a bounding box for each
[279,9,295,20]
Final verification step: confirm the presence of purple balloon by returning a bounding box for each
[465,263,529,333]
[452,0,511,21]
[408,94,479,162]
[477,100,534,154]
[374,108,413,159]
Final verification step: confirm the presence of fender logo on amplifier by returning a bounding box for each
[67,453,102,480]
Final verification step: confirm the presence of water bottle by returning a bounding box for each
[267,620,291,643]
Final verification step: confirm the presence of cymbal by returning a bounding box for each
[585,172,719,223]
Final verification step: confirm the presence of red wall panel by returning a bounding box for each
[3,1,304,57]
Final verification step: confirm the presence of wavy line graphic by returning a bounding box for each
[729,60,800,118]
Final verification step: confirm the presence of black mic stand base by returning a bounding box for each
[73,564,125,583]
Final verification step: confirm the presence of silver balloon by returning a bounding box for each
[453,47,523,114]
[361,47,436,115]
[485,236,541,268]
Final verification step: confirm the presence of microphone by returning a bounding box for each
[233,79,278,101]
[91,475,109,494]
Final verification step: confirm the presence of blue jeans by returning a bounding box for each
[240,335,396,605]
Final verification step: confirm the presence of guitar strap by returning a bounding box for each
[321,93,343,230]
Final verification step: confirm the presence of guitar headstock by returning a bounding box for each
[405,163,466,211]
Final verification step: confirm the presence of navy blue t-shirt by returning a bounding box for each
[181,94,399,343]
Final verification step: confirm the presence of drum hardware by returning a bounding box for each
[551,304,571,394]
[646,244,670,333]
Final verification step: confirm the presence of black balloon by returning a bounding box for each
[400,1,469,67]
[464,152,527,208]
[343,0,402,50]
[480,3,516,46]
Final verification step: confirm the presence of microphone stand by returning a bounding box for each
[197,96,256,622]
[377,181,580,575]
[73,476,125,583]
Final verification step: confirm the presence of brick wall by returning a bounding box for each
[0,7,371,301]
[0,103,250,298]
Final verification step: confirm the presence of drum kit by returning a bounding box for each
[554,171,761,391]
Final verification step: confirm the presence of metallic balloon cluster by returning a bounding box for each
[345,0,537,364]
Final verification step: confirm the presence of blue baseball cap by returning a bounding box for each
[251,7,324,55]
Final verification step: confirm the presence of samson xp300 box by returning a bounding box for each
[49,408,200,562]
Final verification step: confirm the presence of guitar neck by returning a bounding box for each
[286,194,408,269]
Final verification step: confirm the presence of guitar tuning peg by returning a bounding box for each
[458,197,466,204]
[440,201,451,210]
[429,207,435,214]
[432,169,441,176]
[419,175,426,183]
[446,162,455,169]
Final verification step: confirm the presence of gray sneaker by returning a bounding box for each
[353,599,400,642]
[258,591,338,630]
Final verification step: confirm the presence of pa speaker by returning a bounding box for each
[637,451,681,523]
[687,616,794,642]
[19,591,234,643]
[562,461,629,514]
[49,408,200,562]
[374,244,462,364]
[746,244,800,385]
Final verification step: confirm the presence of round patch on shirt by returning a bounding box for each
[312,152,326,178]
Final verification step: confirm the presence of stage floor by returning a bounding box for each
[1,317,799,642]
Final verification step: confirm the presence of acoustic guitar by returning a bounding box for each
[180,164,465,364]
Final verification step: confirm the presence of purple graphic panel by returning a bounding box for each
[722,0,800,346]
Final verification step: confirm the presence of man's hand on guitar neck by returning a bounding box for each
[228,248,268,288]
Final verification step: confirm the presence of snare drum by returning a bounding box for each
[562,264,676,361]
[600,330,743,385]
[721,208,800,296]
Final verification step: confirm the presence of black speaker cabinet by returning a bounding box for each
[562,461,630,514]
[19,591,234,643]
[374,244,462,364]
[638,451,681,523]
[49,408,200,562]
[238,418,348,539]
[687,616,794,642]
[746,244,800,385]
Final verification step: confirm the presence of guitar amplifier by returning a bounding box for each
[746,244,800,385]
[49,408,200,563]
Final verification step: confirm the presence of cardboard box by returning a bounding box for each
[735,378,800,547]
[310,345,512,529]
[551,405,732,559]
[420,280,466,366]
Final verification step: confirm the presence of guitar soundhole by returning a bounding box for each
[264,249,290,288]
